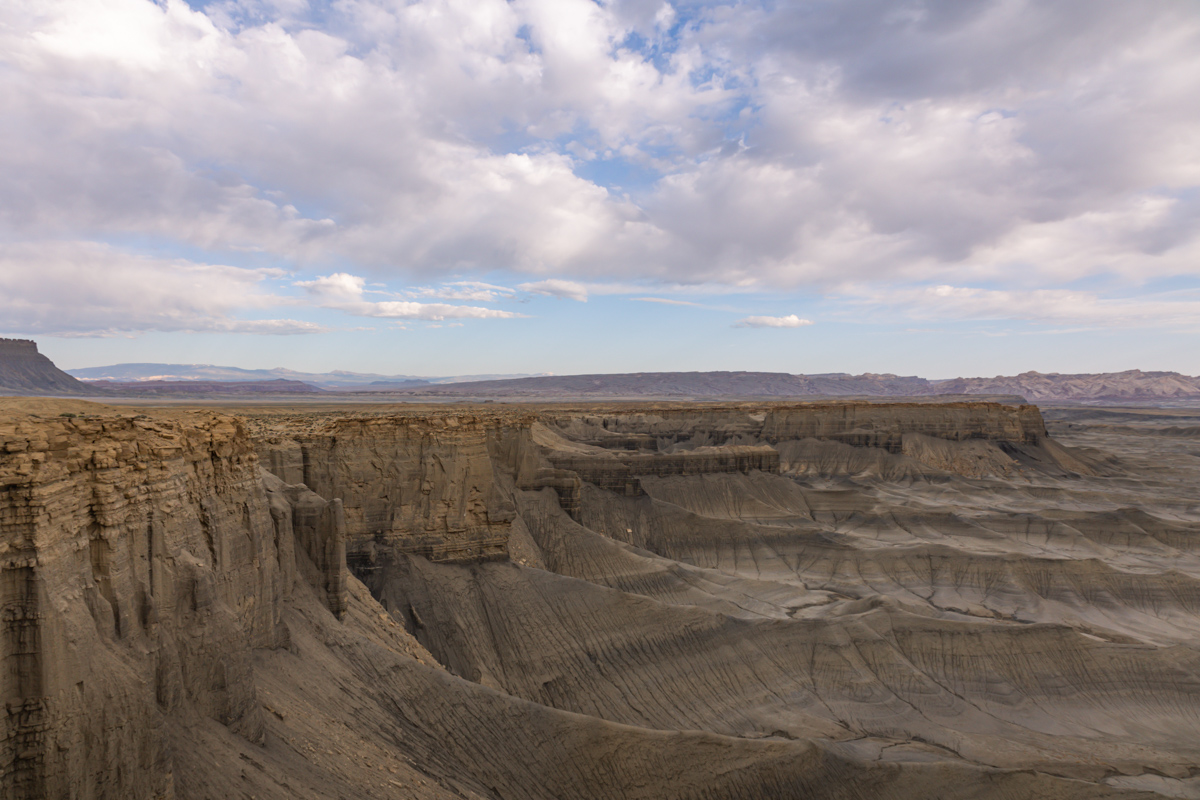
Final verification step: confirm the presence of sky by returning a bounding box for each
[2,0,1200,379]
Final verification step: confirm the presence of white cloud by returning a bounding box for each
[411,281,516,302]
[298,272,524,320]
[0,240,322,336]
[518,279,590,302]
[735,314,813,328]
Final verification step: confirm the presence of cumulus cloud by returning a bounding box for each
[0,241,322,336]
[298,272,524,320]
[1,0,1198,336]
[735,315,813,328]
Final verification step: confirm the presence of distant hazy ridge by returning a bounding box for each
[1,342,1197,402]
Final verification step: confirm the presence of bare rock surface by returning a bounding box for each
[4,397,1199,799]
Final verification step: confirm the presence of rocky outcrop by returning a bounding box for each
[0,339,101,396]
[262,471,347,618]
[0,403,344,799]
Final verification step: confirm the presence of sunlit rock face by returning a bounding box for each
[5,398,1200,799]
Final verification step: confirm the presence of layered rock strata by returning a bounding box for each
[256,413,527,565]
[545,446,780,496]
[544,401,1047,451]
[0,408,283,797]
[0,403,354,799]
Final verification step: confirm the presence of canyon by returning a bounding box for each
[3,396,1200,799]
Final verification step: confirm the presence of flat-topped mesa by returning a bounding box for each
[255,411,530,567]
[0,338,37,353]
[0,338,102,396]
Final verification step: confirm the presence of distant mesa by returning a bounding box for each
[0,338,103,396]
[65,362,536,389]
[350,369,1200,404]
[89,379,324,396]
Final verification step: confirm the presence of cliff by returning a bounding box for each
[252,401,1082,558]
[0,401,345,798]
[0,340,101,397]
[255,412,527,565]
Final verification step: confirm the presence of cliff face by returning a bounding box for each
[544,402,1045,450]
[760,402,1046,450]
[0,340,101,396]
[0,404,323,799]
[256,413,525,565]
[252,402,1075,563]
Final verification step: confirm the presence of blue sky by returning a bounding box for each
[4,0,1200,377]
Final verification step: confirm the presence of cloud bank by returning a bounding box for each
[1,0,1198,338]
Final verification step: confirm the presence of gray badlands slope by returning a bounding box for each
[3,398,1200,799]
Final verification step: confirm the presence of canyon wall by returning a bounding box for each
[255,412,530,565]
[545,446,780,496]
[254,402,1067,553]
[0,404,339,799]
[544,402,1046,452]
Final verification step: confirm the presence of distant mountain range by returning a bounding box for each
[376,371,934,398]
[84,379,324,396]
[65,362,545,389]
[2,342,1198,404]
[360,369,1200,403]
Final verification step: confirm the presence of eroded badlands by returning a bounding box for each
[3,399,1200,799]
